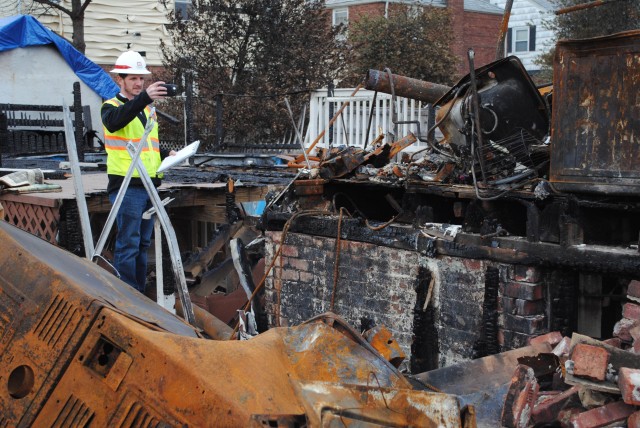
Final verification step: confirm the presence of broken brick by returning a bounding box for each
[630,325,640,342]
[628,410,640,428]
[570,400,635,428]
[501,364,539,428]
[531,385,581,424]
[623,302,640,321]
[552,336,571,357]
[513,265,542,283]
[504,314,547,335]
[503,281,544,300]
[529,331,563,347]
[614,318,638,342]
[618,367,640,406]
[628,280,640,301]
[571,343,609,382]
[602,337,623,348]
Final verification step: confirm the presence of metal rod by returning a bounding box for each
[467,49,487,183]
[126,144,196,325]
[304,84,364,157]
[63,101,95,259]
[92,111,156,260]
[555,0,623,14]
[284,98,311,169]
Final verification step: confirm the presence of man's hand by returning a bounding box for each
[168,150,177,156]
[146,81,168,100]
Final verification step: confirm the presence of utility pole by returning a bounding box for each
[496,0,514,60]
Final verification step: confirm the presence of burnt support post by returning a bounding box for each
[72,82,85,162]
[522,201,540,243]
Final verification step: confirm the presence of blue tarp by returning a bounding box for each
[0,15,119,99]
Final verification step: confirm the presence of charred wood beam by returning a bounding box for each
[435,235,639,276]
[264,213,640,275]
[183,222,243,279]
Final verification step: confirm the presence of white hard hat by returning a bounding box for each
[110,50,151,74]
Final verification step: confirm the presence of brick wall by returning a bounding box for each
[462,11,502,71]
[264,231,551,370]
[348,3,386,20]
[429,256,487,366]
[500,265,549,349]
[264,231,420,359]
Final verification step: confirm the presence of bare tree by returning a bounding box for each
[161,0,347,149]
[345,5,457,86]
[3,0,92,53]
[535,0,640,77]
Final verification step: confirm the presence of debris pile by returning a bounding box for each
[499,280,640,427]
[288,56,552,203]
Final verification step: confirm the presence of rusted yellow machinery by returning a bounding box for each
[0,221,474,427]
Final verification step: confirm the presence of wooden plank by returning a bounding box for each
[0,193,60,208]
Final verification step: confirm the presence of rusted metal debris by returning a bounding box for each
[0,220,474,426]
[365,68,451,104]
[550,30,640,195]
[301,56,551,192]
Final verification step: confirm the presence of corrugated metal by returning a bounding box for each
[550,30,640,195]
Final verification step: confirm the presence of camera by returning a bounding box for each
[160,83,178,97]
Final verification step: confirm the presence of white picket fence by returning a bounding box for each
[305,87,433,151]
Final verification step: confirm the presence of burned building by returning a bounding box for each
[261,30,640,374]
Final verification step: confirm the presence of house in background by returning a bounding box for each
[325,0,505,77]
[0,0,184,70]
[0,15,118,141]
[490,0,555,75]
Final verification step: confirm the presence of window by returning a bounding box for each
[175,0,192,21]
[515,28,529,52]
[333,8,348,27]
[507,26,537,54]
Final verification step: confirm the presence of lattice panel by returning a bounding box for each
[2,201,60,244]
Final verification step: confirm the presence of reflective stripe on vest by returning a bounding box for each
[102,97,162,178]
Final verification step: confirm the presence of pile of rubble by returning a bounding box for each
[501,280,640,427]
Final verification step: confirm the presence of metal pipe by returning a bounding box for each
[365,69,451,104]
[467,49,487,183]
[284,97,311,169]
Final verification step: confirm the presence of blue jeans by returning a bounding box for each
[109,187,154,292]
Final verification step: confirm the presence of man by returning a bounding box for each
[101,50,175,293]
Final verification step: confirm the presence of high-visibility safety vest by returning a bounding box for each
[102,98,162,179]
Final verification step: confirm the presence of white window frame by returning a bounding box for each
[513,26,529,53]
[332,8,348,27]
